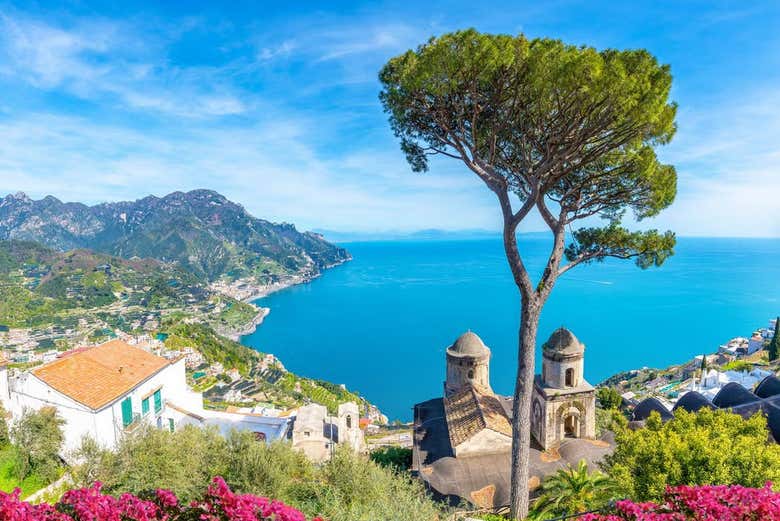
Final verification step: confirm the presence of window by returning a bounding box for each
[467,369,474,379]
[565,368,574,387]
[142,397,150,416]
[168,418,175,433]
[153,389,162,413]
[346,415,352,429]
[121,397,133,427]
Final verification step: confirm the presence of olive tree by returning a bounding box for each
[11,406,65,482]
[379,29,677,519]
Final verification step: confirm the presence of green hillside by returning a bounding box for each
[0,240,204,328]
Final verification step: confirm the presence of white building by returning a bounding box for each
[685,367,773,402]
[747,333,765,355]
[290,402,365,462]
[0,340,289,455]
[719,337,750,356]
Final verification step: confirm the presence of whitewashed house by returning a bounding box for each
[0,340,290,454]
[748,333,765,355]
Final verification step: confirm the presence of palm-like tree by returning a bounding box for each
[528,460,617,520]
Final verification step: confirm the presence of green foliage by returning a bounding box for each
[602,408,780,502]
[369,446,413,472]
[595,407,627,437]
[0,284,70,328]
[769,318,780,361]
[0,240,206,328]
[164,321,259,376]
[210,297,260,331]
[721,360,753,372]
[0,447,49,498]
[566,225,676,270]
[277,374,364,414]
[597,387,623,410]
[529,460,617,520]
[379,29,677,267]
[73,426,444,521]
[0,404,10,448]
[10,406,65,483]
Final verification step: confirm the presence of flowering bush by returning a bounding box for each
[580,483,780,520]
[0,477,323,521]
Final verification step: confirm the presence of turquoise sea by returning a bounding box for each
[242,238,780,421]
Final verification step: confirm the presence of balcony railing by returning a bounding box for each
[123,413,144,432]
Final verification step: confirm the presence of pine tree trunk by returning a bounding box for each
[509,295,540,520]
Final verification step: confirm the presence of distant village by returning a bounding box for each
[606,317,779,411]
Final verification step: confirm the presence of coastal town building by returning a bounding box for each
[290,402,366,462]
[681,366,773,402]
[413,329,611,509]
[719,337,751,356]
[0,339,291,454]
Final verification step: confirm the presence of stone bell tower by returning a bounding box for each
[531,327,596,450]
[444,331,493,397]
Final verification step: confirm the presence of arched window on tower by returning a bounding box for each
[565,368,574,387]
[346,415,352,429]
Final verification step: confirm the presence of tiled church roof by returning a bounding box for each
[443,385,512,447]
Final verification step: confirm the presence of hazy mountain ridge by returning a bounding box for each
[0,190,350,282]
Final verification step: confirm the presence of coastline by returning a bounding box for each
[245,257,352,303]
[224,306,270,341]
[214,256,352,340]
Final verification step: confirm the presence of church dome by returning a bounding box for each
[447,331,490,358]
[543,328,584,356]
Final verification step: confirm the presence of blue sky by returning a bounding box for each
[0,1,778,236]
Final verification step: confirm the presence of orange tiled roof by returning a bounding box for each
[32,339,170,410]
[444,385,512,448]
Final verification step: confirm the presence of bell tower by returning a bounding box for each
[444,331,492,397]
[531,328,596,450]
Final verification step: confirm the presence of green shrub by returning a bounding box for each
[11,406,65,483]
[369,446,412,472]
[596,387,623,410]
[603,408,780,501]
[721,360,753,372]
[73,426,443,521]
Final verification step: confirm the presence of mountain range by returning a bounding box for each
[0,190,350,282]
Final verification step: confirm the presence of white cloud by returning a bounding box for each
[257,40,296,61]
[0,113,500,233]
[0,13,248,118]
[652,89,780,237]
[0,8,777,237]
[316,24,417,62]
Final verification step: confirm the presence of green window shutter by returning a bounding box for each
[142,397,150,415]
[121,397,133,427]
[154,389,162,413]
[168,418,175,432]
